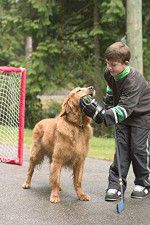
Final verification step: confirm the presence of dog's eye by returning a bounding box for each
[76,90,81,93]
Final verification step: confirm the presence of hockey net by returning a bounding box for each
[0,67,26,165]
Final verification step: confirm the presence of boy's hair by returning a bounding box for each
[104,42,131,63]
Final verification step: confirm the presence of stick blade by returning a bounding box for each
[117,200,125,213]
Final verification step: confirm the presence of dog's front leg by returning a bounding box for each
[50,159,62,203]
[73,162,91,201]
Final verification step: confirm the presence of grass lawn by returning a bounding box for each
[24,129,33,147]
[24,129,115,161]
[89,137,115,161]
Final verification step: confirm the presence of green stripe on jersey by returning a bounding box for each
[114,66,130,81]
[106,85,113,95]
[113,106,125,122]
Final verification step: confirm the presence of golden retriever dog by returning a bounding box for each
[22,86,95,203]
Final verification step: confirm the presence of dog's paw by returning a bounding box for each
[22,182,30,189]
[78,193,91,201]
[50,195,60,203]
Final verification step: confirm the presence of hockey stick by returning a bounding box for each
[114,125,125,213]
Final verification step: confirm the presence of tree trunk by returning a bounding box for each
[126,0,143,74]
[93,0,101,98]
[59,0,64,54]
[25,36,32,58]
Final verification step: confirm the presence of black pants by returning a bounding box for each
[108,124,150,192]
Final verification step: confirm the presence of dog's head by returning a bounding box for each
[60,86,95,126]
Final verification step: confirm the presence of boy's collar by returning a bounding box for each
[114,66,130,81]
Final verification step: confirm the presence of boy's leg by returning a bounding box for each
[107,124,131,195]
[131,127,150,192]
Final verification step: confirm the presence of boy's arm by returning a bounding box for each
[103,85,113,109]
[103,67,114,109]
[80,78,141,126]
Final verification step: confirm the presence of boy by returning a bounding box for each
[80,42,150,201]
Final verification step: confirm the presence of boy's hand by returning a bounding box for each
[80,95,105,124]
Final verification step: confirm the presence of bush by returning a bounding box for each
[25,94,43,129]
[92,122,114,138]
[42,101,62,119]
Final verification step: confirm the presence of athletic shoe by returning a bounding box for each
[131,185,150,199]
[105,189,121,201]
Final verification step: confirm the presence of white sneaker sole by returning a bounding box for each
[131,193,150,199]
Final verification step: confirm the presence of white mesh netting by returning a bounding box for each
[0,72,21,163]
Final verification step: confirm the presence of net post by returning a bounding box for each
[0,66,27,165]
[18,68,27,165]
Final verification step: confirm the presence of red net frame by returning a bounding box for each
[0,66,26,165]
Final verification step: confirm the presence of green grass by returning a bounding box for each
[24,129,115,161]
[24,129,33,147]
[89,137,115,161]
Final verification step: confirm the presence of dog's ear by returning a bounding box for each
[59,94,74,117]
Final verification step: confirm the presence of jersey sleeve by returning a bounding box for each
[103,85,113,109]
[104,75,142,126]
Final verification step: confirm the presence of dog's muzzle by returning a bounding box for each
[88,86,95,96]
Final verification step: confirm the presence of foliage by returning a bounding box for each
[142,0,150,80]
[0,0,149,133]
[42,101,62,119]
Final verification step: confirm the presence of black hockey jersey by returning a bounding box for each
[103,67,150,129]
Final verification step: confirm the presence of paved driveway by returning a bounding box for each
[0,149,150,225]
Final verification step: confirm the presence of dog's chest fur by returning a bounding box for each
[53,118,92,166]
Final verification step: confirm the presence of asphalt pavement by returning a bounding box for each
[0,148,150,225]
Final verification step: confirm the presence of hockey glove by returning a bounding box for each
[80,95,105,124]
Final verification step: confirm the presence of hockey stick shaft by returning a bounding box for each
[114,125,125,213]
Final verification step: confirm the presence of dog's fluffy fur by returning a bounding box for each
[22,87,94,203]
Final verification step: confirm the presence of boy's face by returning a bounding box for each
[106,60,129,76]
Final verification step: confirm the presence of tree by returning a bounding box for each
[127,0,143,73]
[142,0,150,80]
[0,0,149,131]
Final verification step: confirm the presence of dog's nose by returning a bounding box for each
[88,86,94,91]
